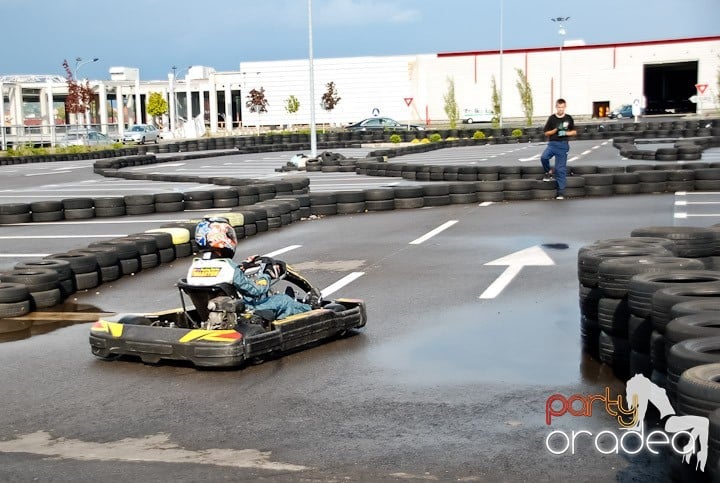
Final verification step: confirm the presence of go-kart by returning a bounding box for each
[89,256,366,368]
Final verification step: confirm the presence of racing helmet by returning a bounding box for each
[195,217,237,258]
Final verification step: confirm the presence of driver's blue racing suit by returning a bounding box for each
[187,256,311,320]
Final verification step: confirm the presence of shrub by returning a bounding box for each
[429,133,442,143]
[389,134,402,144]
[410,138,421,144]
[472,130,486,139]
[420,138,430,144]
[511,128,523,137]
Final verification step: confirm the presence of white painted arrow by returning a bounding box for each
[479,245,555,299]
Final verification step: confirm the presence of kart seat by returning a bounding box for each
[177,278,238,324]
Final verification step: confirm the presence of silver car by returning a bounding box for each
[122,124,160,144]
[57,130,115,147]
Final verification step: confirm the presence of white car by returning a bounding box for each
[462,108,495,124]
[57,130,114,147]
[122,124,160,144]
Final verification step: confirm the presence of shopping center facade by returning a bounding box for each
[1,35,718,147]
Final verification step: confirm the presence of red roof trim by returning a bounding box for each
[437,35,720,58]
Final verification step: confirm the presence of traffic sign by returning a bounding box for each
[695,83,708,94]
[404,97,413,107]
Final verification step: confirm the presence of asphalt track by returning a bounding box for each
[1,140,720,482]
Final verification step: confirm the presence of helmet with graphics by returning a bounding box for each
[195,216,237,258]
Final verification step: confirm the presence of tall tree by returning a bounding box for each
[443,77,459,129]
[284,94,300,129]
[246,87,269,135]
[146,92,168,129]
[515,68,534,127]
[62,59,94,129]
[491,76,501,128]
[321,82,341,131]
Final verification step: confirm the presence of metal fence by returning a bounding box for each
[1,123,124,150]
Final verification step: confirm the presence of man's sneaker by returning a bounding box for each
[555,194,565,200]
[542,173,555,182]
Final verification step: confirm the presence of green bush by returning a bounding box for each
[472,130,486,139]
[389,134,402,144]
[429,133,442,143]
[511,128,523,137]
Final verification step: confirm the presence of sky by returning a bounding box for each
[1,0,718,81]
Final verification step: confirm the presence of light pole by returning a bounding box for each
[308,0,317,157]
[551,17,569,99]
[74,56,99,128]
[498,0,504,128]
[171,65,190,132]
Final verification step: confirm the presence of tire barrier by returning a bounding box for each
[578,224,720,482]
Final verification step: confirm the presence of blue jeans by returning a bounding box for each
[541,140,570,194]
[250,294,311,320]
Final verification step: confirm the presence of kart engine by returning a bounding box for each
[203,296,246,330]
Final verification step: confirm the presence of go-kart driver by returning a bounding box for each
[187,217,315,320]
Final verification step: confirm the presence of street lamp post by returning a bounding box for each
[551,17,569,99]
[74,56,99,128]
[170,65,190,132]
[308,0,317,157]
[499,0,504,128]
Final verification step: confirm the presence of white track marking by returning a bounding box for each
[409,220,458,245]
[321,272,365,298]
[263,245,302,257]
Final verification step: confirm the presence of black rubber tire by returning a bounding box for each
[336,202,366,214]
[652,283,720,333]
[630,226,715,258]
[598,297,631,336]
[140,253,159,269]
[650,330,667,373]
[124,194,155,206]
[628,314,653,353]
[154,192,184,203]
[100,265,121,282]
[45,253,98,274]
[93,197,125,208]
[578,245,674,288]
[95,206,126,217]
[89,240,139,260]
[119,258,141,275]
[394,197,424,209]
[0,300,31,318]
[155,201,185,213]
[0,213,32,224]
[365,200,395,211]
[184,200,214,210]
[62,198,93,210]
[15,259,73,281]
[666,313,720,356]
[0,269,59,293]
[598,256,705,298]
[423,195,451,206]
[175,243,193,258]
[450,192,479,204]
[125,204,155,215]
[477,191,504,202]
[0,203,31,215]
[670,299,720,320]
[422,184,450,196]
[32,211,64,222]
[677,362,720,418]
[363,188,395,201]
[70,247,119,267]
[30,288,62,309]
[136,231,174,250]
[0,283,30,304]
[158,247,176,264]
[123,236,158,256]
[335,191,365,203]
[74,271,100,290]
[393,186,425,198]
[628,270,720,318]
[599,330,630,378]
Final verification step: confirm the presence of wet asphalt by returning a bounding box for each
[0,141,719,481]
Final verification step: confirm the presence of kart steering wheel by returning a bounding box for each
[258,257,287,283]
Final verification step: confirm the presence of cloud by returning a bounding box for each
[315,0,421,26]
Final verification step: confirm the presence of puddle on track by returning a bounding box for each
[0,301,112,343]
[365,302,608,387]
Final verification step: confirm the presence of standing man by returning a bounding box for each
[541,98,576,199]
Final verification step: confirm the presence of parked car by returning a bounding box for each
[57,130,114,147]
[122,124,160,144]
[462,108,494,124]
[346,117,425,132]
[608,104,644,119]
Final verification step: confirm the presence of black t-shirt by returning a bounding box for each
[543,114,575,141]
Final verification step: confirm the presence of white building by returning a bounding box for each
[1,34,718,147]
